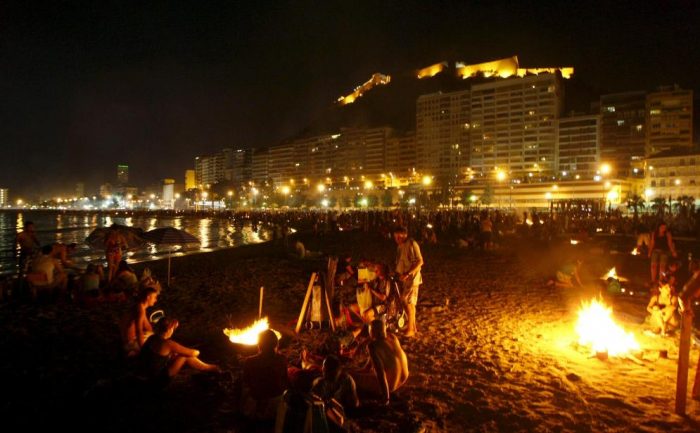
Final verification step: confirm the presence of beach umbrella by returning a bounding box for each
[143,227,200,285]
[86,224,145,250]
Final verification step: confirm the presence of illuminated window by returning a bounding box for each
[635,124,643,132]
[650,109,661,115]
[605,106,615,113]
[617,120,625,126]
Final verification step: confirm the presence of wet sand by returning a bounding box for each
[1,230,699,432]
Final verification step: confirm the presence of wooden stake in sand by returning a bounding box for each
[258,286,264,319]
[675,309,693,415]
[295,273,317,333]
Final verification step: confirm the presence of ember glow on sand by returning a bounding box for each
[223,317,281,346]
[575,298,640,357]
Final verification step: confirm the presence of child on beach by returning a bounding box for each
[120,287,158,357]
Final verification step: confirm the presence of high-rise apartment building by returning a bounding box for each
[184,170,196,191]
[386,132,417,181]
[557,114,600,180]
[416,90,470,182]
[251,148,270,184]
[75,182,85,198]
[646,86,693,156]
[599,91,646,177]
[225,149,252,185]
[268,143,296,187]
[470,73,563,179]
[194,153,225,187]
[117,164,129,186]
[0,188,8,207]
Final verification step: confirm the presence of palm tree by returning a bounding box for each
[676,195,695,218]
[651,197,668,216]
[626,194,645,220]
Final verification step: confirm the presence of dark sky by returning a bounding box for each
[1,0,699,198]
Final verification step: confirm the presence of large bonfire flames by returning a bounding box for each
[575,298,639,357]
[224,317,281,346]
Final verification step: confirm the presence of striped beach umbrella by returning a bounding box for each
[143,227,200,285]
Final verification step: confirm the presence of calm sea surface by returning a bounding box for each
[0,210,272,275]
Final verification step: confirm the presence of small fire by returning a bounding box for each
[525,218,533,226]
[631,247,639,256]
[224,317,281,346]
[602,267,628,282]
[570,239,579,245]
[576,298,640,356]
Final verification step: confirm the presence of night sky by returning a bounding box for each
[1,1,699,198]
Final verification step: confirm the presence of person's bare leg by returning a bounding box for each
[650,262,658,283]
[405,304,416,336]
[168,356,188,376]
[185,356,220,372]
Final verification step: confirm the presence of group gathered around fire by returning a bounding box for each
[8,206,700,429]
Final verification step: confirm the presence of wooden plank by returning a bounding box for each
[675,311,693,415]
[324,280,335,332]
[295,272,317,334]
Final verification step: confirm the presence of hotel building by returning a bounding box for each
[416,90,470,183]
[599,91,646,176]
[646,86,693,156]
[645,148,700,203]
[469,73,563,179]
[556,114,600,180]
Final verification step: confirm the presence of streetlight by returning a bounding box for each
[422,175,432,186]
[317,183,326,193]
[600,163,612,176]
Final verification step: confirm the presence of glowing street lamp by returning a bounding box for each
[422,175,432,186]
[281,185,291,195]
[227,190,234,197]
[364,180,374,190]
[316,183,326,193]
[599,163,612,176]
[496,170,507,182]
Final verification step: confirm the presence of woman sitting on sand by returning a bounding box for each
[646,280,679,336]
[138,317,220,387]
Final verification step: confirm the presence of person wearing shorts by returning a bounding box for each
[393,226,423,337]
[649,222,677,284]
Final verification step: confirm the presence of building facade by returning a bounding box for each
[117,164,129,186]
[645,149,700,204]
[557,114,600,180]
[599,91,646,176]
[469,73,563,180]
[416,90,470,183]
[646,86,693,156]
[194,153,225,187]
[0,188,8,207]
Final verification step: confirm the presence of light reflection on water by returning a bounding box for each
[0,211,271,275]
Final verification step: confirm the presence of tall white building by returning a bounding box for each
[194,153,225,187]
[469,73,563,179]
[0,188,8,207]
[416,90,470,183]
[557,114,600,180]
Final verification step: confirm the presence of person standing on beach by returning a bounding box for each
[649,221,677,285]
[393,226,423,337]
[16,221,40,272]
[105,228,127,282]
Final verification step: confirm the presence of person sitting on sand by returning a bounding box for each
[349,320,408,405]
[548,259,583,289]
[108,260,138,300]
[50,242,78,270]
[646,280,679,336]
[137,317,220,387]
[28,244,68,300]
[78,263,104,304]
[242,329,290,420]
[120,287,158,357]
[311,355,359,411]
[348,262,390,326]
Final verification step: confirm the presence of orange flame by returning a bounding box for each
[576,298,640,356]
[223,317,281,346]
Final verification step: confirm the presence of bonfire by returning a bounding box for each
[223,317,281,346]
[631,247,640,256]
[602,267,628,282]
[575,298,640,357]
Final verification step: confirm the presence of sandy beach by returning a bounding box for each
[1,229,699,433]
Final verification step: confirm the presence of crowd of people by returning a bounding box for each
[8,206,700,428]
